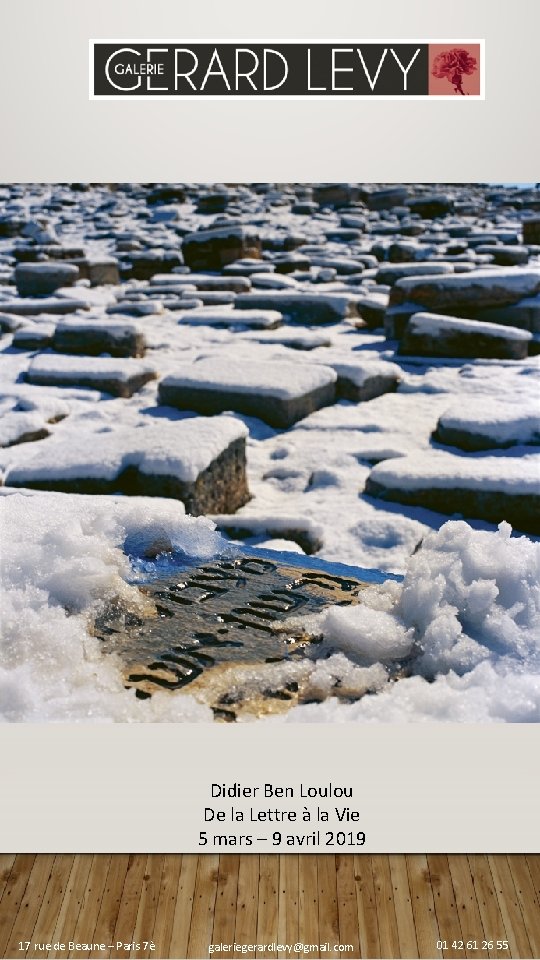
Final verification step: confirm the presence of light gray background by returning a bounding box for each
[0,0,538,853]
[0,0,538,182]
[2,725,539,852]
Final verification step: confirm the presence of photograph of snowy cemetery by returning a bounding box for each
[0,182,539,722]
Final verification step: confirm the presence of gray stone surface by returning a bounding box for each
[399,313,531,360]
[14,262,79,296]
[467,296,540,334]
[126,251,182,280]
[25,357,157,397]
[407,194,454,218]
[71,258,120,286]
[475,245,530,267]
[333,363,401,402]
[235,291,359,324]
[182,225,261,270]
[7,435,249,516]
[53,321,147,358]
[0,297,90,315]
[376,263,455,286]
[363,186,409,210]
[390,269,540,314]
[0,313,23,332]
[365,473,540,535]
[159,361,337,428]
[433,420,540,452]
[355,295,388,328]
[12,326,54,350]
[523,217,540,245]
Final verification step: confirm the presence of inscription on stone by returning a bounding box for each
[94,555,367,717]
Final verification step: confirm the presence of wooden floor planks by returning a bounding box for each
[0,855,537,959]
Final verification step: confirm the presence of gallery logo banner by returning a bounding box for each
[90,41,484,99]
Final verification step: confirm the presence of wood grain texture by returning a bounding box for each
[0,855,537,959]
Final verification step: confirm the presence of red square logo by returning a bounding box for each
[429,44,481,96]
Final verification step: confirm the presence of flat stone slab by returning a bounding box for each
[125,251,182,280]
[390,269,540,314]
[69,258,120,286]
[0,297,90,315]
[235,291,359,324]
[244,329,332,350]
[407,194,453,217]
[0,215,26,237]
[212,513,324,554]
[434,401,540,451]
[159,359,337,428]
[313,184,358,207]
[363,186,409,210]
[272,253,311,273]
[12,322,55,350]
[376,262,455,286]
[365,451,540,534]
[149,274,251,293]
[5,415,249,515]
[476,245,530,267]
[332,360,402,402]
[182,225,262,271]
[14,244,86,262]
[0,411,50,447]
[14,262,79,296]
[93,554,374,717]
[147,185,186,204]
[384,304,421,340]
[223,259,275,276]
[197,192,230,213]
[355,294,388,328]
[25,355,158,397]
[183,291,236,306]
[250,272,299,290]
[20,219,58,244]
[523,218,540,245]
[0,313,23,332]
[107,300,164,317]
[180,308,282,330]
[468,296,540,334]
[308,256,365,275]
[399,312,531,360]
[52,319,146,357]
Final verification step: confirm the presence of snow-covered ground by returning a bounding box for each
[1,491,538,722]
[0,182,539,722]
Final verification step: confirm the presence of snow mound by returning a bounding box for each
[317,603,414,663]
[0,492,223,721]
[307,520,539,675]
[399,520,540,673]
[285,662,540,723]
[285,520,540,722]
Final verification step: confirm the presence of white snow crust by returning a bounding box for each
[162,358,337,399]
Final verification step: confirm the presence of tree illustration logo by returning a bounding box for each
[431,47,478,95]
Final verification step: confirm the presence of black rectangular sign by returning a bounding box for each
[91,43,433,97]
